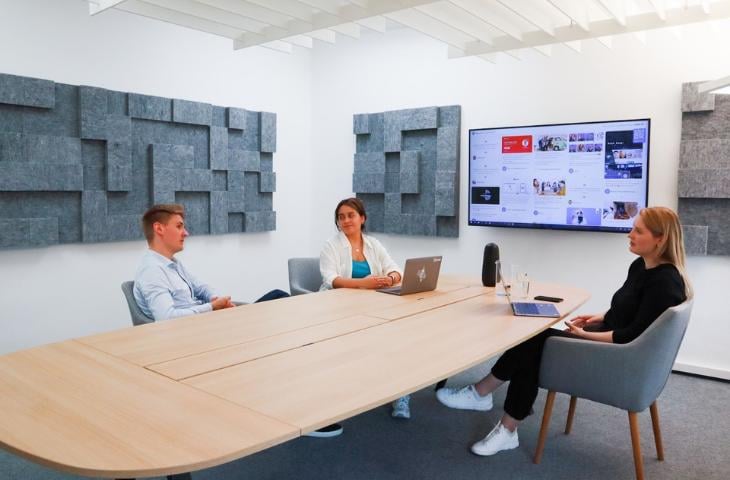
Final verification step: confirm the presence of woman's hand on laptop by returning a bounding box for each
[362,276,392,289]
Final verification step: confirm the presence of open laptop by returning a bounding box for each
[377,256,442,296]
[498,263,561,318]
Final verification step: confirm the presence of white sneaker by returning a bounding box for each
[471,422,519,456]
[436,385,493,411]
[391,395,411,419]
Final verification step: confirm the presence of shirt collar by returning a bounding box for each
[145,249,178,268]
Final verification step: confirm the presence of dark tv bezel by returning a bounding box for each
[467,118,651,234]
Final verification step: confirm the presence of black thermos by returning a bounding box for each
[481,243,500,287]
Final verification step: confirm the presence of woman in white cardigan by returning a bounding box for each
[319,197,411,419]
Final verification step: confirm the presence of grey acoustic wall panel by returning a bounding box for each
[0,72,277,249]
[352,105,461,237]
[678,82,730,256]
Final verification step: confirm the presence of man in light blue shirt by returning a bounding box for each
[133,204,235,320]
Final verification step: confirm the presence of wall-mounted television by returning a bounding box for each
[468,118,650,233]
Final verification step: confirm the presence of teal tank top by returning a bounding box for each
[352,260,371,279]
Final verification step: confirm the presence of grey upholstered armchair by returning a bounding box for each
[534,300,693,480]
[287,257,322,296]
[121,281,154,326]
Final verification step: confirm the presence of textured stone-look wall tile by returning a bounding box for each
[678,168,730,198]
[678,198,730,256]
[259,172,276,193]
[354,105,460,237]
[260,112,277,153]
[209,126,228,170]
[245,211,276,232]
[107,140,132,192]
[25,135,81,164]
[0,73,278,249]
[399,151,419,194]
[682,82,715,113]
[678,84,730,256]
[173,99,213,125]
[0,73,54,108]
[129,93,171,121]
[682,225,709,256]
[680,139,730,169]
[0,132,23,161]
[82,190,107,242]
[0,163,83,191]
[229,149,260,171]
[353,114,369,134]
[227,107,246,130]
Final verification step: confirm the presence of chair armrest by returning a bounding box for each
[539,337,639,410]
[291,286,315,296]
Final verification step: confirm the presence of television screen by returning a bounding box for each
[468,118,650,233]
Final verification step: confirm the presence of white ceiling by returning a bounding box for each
[87,0,730,60]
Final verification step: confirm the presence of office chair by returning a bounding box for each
[121,281,154,325]
[534,300,693,480]
[287,257,322,295]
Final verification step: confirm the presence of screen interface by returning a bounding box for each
[468,119,650,233]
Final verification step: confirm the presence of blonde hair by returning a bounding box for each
[141,204,185,243]
[639,206,693,299]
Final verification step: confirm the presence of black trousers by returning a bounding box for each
[491,328,581,421]
[254,289,290,302]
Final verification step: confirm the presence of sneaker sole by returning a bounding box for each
[470,441,519,456]
[391,412,411,419]
[304,428,343,438]
[437,398,493,411]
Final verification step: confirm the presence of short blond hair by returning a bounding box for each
[141,204,185,243]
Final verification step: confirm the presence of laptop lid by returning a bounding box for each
[379,256,442,295]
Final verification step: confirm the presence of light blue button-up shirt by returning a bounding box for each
[133,250,216,321]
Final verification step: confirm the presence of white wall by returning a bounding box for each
[0,0,313,352]
[1,1,729,379]
[309,25,730,378]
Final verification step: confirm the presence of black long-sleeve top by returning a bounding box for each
[602,257,686,344]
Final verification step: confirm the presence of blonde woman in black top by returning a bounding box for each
[437,206,692,457]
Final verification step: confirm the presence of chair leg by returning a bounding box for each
[564,396,577,434]
[649,401,665,461]
[628,411,645,480]
[533,390,556,464]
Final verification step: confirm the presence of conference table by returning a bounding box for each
[0,276,589,478]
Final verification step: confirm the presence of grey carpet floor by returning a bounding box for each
[2,363,728,480]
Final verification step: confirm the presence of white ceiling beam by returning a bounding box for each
[416,2,494,45]
[356,16,387,33]
[88,0,127,15]
[456,1,730,57]
[533,44,552,56]
[385,8,475,51]
[285,35,314,48]
[449,0,524,41]
[698,75,730,94]
[189,0,294,26]
[496,0,556,36]
[259,40,294,53]
[646,0,666,21]
[546,0,590,31]
[115,0,247,38]
[307,29,337,43]
[563,40,581,52]
[594,0,627,26]
[595,35,612,48]
[140,0,268,32]
[235,0,437,48]
[331,22,361,39]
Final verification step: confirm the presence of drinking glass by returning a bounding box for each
[515,272,530,299]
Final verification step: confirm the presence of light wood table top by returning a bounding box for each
[0,278,589,478]
[78,281,473,367]
[0,341,297,479]
[186,282,589,434]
